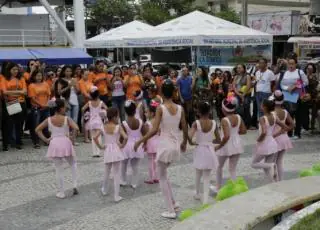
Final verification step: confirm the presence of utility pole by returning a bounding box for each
[241,0,248,26]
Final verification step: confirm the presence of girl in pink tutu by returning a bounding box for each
[94,108,128,202]
[213,96,247,192]
[273,90,294,181]
[143,99,161,184]
[121,100,144,188]
[82,86,107,157]
[36,98,79,199]
[189,101,220,204]
[251,98,288,182]
[134,79,189,219]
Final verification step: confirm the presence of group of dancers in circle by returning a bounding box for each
[35,79,293,219]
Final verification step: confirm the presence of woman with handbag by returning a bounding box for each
[1,62,27,151]
[277,58,309,139]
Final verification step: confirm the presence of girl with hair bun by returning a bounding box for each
[251,97,288,182]
[121,100,144,189]
[82,86,107,157]
[189,101,220,204]
[273,90,294,181]
[36,98,80,199]
[212,94,247,193]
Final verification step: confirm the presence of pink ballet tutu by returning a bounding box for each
[46,136,75,159]
[156,137,180,163]
[146,135,158,154]
[216,138,244,156]
[103,143,125,163]
[193,145,217,170]
[123,140,144,159]
[254,136,278,156]
[275,134,293,152]
[88,119,103,130]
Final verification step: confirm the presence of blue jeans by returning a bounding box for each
[30,108,50,145]
[68,104,79,123]
[112,95,125,121]
[255,92,271,118]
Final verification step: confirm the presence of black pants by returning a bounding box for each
[100,94,112,107]
[30,107,50,145]
[294,100,310,137]
[251,95,258,128]
[2,102,26,149]
[237,96,251,129]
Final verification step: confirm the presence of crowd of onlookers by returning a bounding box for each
[0,51,318,151]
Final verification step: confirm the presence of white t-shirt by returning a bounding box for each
[112,80,125,97]
[255,69,276,93]
[280,69,308,91]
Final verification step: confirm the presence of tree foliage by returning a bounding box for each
[214,9,241,24]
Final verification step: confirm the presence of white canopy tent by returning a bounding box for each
[85,20,154,48]
[124,11,273,47]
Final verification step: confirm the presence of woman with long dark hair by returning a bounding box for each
[111,66,126,121]
[2,62,27,151]
[28,70,51,148]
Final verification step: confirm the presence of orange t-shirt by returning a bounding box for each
[23,72,30,82]
[2,77,27,102]
[79,79,93,102]
[92,72,110,96]
[88,71,95,82]
[125,75,143,100]
[28,82,51,108]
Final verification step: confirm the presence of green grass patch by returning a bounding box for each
[290,208,320,230]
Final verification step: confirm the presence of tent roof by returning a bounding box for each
[0,48,36,65]
[124,11,272,47]
[85,20,154,48]
[28,48,93,65]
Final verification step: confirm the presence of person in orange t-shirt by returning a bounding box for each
[78,69,93,103]
[23,59,40,84]
[124,64,144,100]
[1,63,27,151]
[92,60,111,106]
[28,70,51,148]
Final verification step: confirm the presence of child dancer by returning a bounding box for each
[251,98,288,182]
[143,99,161,184]
[82,86,107,157]
[36,98,79,199]
[134,90,145,121]
[213,96,247,192]
[94,108,128,202]
[121,100,144,188]
[189,101,220,204]
[134,79,189,219]
[273,90,294,181]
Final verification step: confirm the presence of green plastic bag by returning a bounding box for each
[178,209,194,221]
[216,177,249,201]
[299,169,315,177]
[312,163,320,173]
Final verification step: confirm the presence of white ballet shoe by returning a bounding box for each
[114,196,123,203]
[193,194,201,200]
[131,184,137,189]
[56,192,66,199]
[209,185,219,194]
[120,181,127,186]
[161,211,177,219]
[101,187,108,196]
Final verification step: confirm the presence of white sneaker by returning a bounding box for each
[131,184,137,189]
[209,185,219,194]
[101,187,108,196]
[56,192,66,199]
[114,196,123,203]
[161,211,177,219]
[194,194,201,200]
[120,181,127,186]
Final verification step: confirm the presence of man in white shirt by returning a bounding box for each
[255,58,276,117]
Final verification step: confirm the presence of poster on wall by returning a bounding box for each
[248,11,300,35]
[196,45,272,67]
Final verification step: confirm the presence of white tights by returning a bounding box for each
[216,154,240,189]
[91,129,103,157]
[157,161,175,213]
[53,156,77,193]
[251,154,276,182]
[274,150,285,181]
[121,158,140,186]
[102,161,121,199]
[195,169,211,204]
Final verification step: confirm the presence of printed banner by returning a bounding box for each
[196,45,272,66]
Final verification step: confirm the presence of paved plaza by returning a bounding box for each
[0,131,319,230]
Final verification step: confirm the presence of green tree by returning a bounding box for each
[89,0,136,28]
[214,9,241,24]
